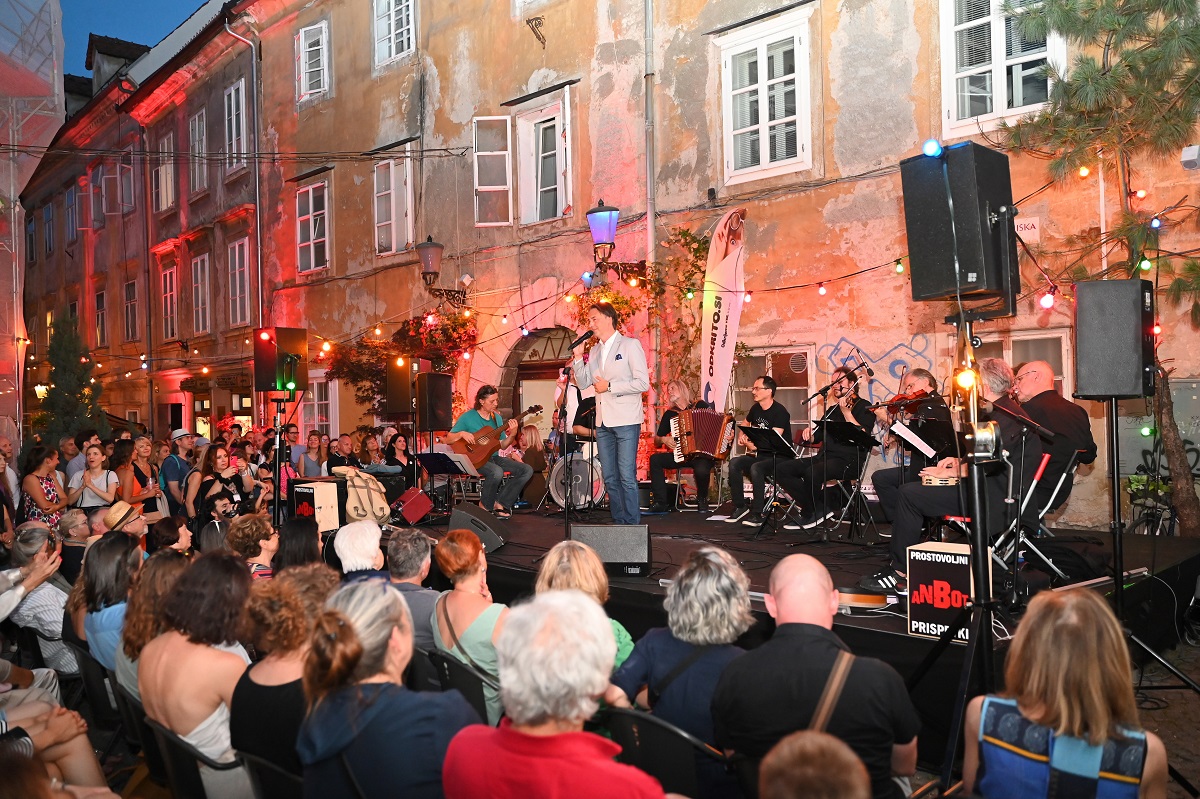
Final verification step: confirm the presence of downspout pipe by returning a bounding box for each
[644,0,660,397]
[225,19,263,329]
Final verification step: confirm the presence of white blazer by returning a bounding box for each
[571,331,649,428]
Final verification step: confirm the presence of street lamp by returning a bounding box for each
[585,199,647,284]
[416,235,444,286]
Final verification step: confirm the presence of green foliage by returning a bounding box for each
[571,284,647,328]
[647,227,712,393]
[33,316,110,452]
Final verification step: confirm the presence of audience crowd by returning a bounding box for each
[0,422,1172,799]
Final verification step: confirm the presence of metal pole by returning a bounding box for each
[1108,397,1125,618]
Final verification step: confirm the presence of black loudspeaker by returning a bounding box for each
[900,142,1020,302]
[1073,279,1155,399]
[385,359,414,416]
[569,524,650,577]
[253,327,309,392]
[417,372,454,431]
[447,504,506,553]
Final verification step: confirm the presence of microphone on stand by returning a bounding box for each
[569,330,595,351]
[854,347,875,378]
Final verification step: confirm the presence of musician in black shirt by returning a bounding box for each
[872,369,952,524]
[776,365,876,529]
[725,376,792,523]
[647,380,714,514]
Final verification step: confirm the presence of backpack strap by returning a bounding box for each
[809,650,854,732]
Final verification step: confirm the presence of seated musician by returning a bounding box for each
[774,366,875,529]
[723,376,791,524]
[858,359,1043,595]
[647,380,714,515]
[872,369,952,524]
[442,385,533,520]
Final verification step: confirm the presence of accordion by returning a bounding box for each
[671,409,736,462]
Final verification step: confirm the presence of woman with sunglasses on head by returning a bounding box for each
[66,444,119,513]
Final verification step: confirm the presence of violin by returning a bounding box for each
[867,389,931,414]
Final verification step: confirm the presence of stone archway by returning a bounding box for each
[495,326,574,429]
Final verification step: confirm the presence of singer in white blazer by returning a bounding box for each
[570,302,649,524]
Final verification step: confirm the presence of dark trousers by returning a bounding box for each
[649,452,713,507]
[774,454,856,514]
[890,483,963,570]
[727,454,775,512]
[873,465,924,521]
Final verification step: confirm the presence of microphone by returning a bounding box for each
[569,330,594,351]
[854,347,875,378]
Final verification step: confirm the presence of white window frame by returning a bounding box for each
[24,213,35,261]
[88,165,104,228]
[729,346,814,456]
[300,371,337,437]
[64,186,77,243]
[95,290,107,347]
[103,151,135,215]
[715,5,814,187]
[188,110,209,194]
[516,98,572,224]
[229,237,251,327]
[940,0,1067,139]
[162,265,178,341]
[973,327,1073,398]
[191,253,210,335]
[296,182,329,273]
[374,0,414,66]
[297,22,330,102]
[44,309,53,347]
[224,80,247,171]
[42,203,53,254]
[373,153,413,255]
[123,280,139,342]
[472,116,512,226]
[153,132,176,212]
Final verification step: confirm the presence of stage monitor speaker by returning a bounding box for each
[569,524,650,577]
[900,141,1020,302]
[253,327,309,392]
[417,372,454,431]
[448,504,507,553]
[1073,279,1155,399]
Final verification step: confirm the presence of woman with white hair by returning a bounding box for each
[9,523,77,674]
[296,579,479,797]
[608,546,753,767]
[443,590,665,799]
[331,520,388,582]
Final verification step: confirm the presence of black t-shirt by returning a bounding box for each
[746,401,791,435]
[814,397,877,461]
[573,397,597,429]
[655,400,713,437]
[230,670,306,774]
[327,451,362,471]
[712,623,920,799]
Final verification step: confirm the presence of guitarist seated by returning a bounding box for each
[443,385,534,519]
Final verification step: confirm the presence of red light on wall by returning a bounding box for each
[259,331,271,341]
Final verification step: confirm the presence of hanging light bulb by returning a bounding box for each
[1078,166,1090,178]
[140,361,149,370]
[374,324,383,336]
[463,309,472,318]
[396,356,405,367]
[1152,321,1163,336]
[895,259,905,274]
[124,371,132,378]
[1134,189,1147,199]
[818,283,827,296]
[502,314,509,324]
[1039,289,1057,309]
[201,366,210,375]
[426,313,437,325]
[743,291,752,303]
[520,325,529,336]
[563,294,574,303]
[462,351,471,360]
[685,287,695,299]
[628,276,639,287]
[1139,256,1153,271]
[321,341,331,352]
[1150,216,1162,229]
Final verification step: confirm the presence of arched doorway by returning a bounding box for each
[497,326,574,440]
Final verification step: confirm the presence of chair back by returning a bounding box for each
[407,646,444,693]
[63,639,122,728]
[237,749,303,799]
[112,681,169,785]
[604,706,728,797]
[427,648,497,724]
[144,715,239,799]
[14,624,48,669]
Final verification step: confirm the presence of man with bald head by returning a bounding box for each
[1012,361,1097,512]
[712,555,919,799]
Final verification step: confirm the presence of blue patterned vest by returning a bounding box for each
[977,696,1146,799]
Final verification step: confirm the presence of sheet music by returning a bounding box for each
[446,452,482,477]
[891,421,937,460]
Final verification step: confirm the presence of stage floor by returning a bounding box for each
[422,504,1200,769]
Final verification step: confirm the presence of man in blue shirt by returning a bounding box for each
[443,385,533,518]
[160,429,195,518]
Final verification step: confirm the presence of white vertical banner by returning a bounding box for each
[700,208,748,412]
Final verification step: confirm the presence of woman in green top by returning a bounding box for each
[534,540,634,669]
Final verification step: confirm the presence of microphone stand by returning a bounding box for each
[807,362,870,404]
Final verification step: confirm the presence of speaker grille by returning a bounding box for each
[568,525,650,572]
[1073,280,1155,399]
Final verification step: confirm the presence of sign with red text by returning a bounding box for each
[907,542,988,644]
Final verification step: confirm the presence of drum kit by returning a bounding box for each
[546,436,606,511]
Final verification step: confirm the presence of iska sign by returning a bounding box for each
[906,542,987,644]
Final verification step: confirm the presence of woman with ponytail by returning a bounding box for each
[296,580,480,798]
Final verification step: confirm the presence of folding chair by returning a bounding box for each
[603,706,730,798]
[237,749,303,799]
[427,648,499,725]
[112,681,169,785]
[144,715,243,799]
[14,625,83,707]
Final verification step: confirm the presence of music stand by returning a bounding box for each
[415,453,479,517]
[808,420,880,541]
[738,425,797,539]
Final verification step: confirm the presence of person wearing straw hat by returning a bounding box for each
[103,501,148,541]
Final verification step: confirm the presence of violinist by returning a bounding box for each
[774,365,875,529]
[871,368,951,530]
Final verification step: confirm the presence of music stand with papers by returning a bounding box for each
[415,453,480,517]
[738,425,798,539]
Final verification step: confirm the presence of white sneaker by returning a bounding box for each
[725,507,751,523]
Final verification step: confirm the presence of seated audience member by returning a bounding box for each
[297,580,480,797]
[443,590,665,799]
[431,528,508,724]
[0,712,110,792]
[81,532,143,670]
[712,555,919,799]
[759,730,871,799]
[139,553,253,798]
[10,524,78,674]
[386,527,439,651]
[102,500,148,542]
[86,506,108,540]
[114,549,191,703]
[272,516,322,573]
[231,563,339,778]
[226,513,278,580]
[196,490,236,553]
[333,520,388,582]
[535,540,634,668]
[56,511,90,585]
[150,516,192,556]
[609,546,751,799]
[962,588,1167,799]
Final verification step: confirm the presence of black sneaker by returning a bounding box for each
[784,510,817,530]
[646,503,671,514]
[741,509,767,527]
[858,568,907,596]
[802,508,836,530]
[725,507,751,523]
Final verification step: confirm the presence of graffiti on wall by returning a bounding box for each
[816,334,935,404]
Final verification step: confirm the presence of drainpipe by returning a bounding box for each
[644,0,659,402]
[225,19,263,329]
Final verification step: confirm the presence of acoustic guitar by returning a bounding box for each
[449,405,544,469]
